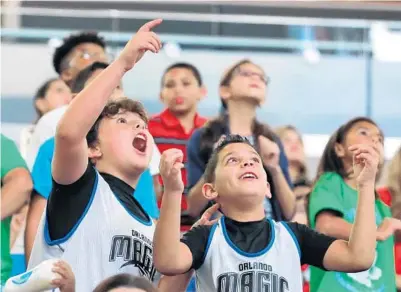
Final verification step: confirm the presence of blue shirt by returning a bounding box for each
[31,137,159,219]
[187,128,293,220]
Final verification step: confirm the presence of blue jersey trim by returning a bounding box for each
[44,170,99,246]
[281,222,301,259]
[200,223,218,266]
[221,216,275,258]
[111,190,152,226]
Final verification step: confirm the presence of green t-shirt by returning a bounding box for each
[1,134,28,284]
[308,172,396,292]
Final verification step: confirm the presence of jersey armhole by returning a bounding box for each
[44,171,99,246]
[281,222,301,259]
[199,223,218,267]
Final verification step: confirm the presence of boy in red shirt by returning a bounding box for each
[149,63,207,232]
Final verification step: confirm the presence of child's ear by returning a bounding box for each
[219,86,231,105]
[159,92,165,103]
[35,99,48,115]
[60,68,75,85]
[199,86,207,100]
[202,183,218,201]
[88,145,102,161]
[334,142,346,158]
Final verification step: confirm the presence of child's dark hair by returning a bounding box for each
[86,99,148,148]
[204,134,255,183]
[33,78,59,120]
[161,62,203,86]
[71,61,109,94]
[53,32,106,75]
[316,116,382,180]
[93,273,158,292]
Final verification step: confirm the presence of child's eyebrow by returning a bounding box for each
[221,152,235,162]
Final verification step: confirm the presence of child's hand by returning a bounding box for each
[349,144,379,187]
[258,136,280,172]
[192,203,222,229]
[117,19,163,71]
[51,260,75,292]
[159,149,185,194]
[376,217,401,241]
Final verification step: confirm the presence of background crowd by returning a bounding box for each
[1,1,401,292]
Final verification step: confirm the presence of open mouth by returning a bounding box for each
[132,133,147,153]
[239,172,258,180]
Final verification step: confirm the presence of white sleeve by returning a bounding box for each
[25,119,56,170]
[25,107,65,170]
[149,144,161,176]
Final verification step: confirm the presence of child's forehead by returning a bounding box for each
[349,121,382,136]
[113,111,145,122]
[218,143,259,159]
[165,67,194,78]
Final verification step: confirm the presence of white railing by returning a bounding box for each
[2,6,401,29]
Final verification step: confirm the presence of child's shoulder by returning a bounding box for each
[315,172,344,185]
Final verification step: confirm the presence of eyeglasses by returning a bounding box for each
[68,50,113,68]
[235,68,270,85]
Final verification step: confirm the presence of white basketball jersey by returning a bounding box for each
[196,217,302,292]
[28,171,160,291]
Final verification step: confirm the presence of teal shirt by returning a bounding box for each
[308,172,396,292]
[1,134,28,284]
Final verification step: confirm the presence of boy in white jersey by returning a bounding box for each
[28,19,192,291]
[154,134,380,291]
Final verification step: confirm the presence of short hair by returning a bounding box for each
[71,62,109,93]
[86,99,148,148]
[53,32,106,74]
[204,134,255,183]
[93,274,158,292]
[161,62,203,86]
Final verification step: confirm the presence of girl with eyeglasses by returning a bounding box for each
[186,59,296,222]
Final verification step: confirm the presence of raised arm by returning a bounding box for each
[321,144,378,272]
[258,136,295,220]
[52,19,162,185]
[154,149,193,275]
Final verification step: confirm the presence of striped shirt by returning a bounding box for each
[149,109,207,229]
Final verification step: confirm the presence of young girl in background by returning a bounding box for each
[186,59,295,222]
[276,125,311,292]
[20,78,72,160]
[308,117,399,292]
[276,125,311,225]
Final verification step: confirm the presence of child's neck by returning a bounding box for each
[174,108,197,134]
[96,164,140,189]
[227,101,256,136]
[222,203,265,222]
[344,176,358,190]
[289,163,301,182]
[342,159,357,190]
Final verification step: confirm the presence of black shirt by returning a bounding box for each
[47,163,151,240]
[181,217,336,271]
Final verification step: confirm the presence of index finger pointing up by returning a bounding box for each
[138,18,163,32]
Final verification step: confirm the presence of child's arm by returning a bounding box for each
[52,19,162,185]
[319,144,378,272]
[316,211,401,242]
[158,272,194,292]
[154,149,194,275]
